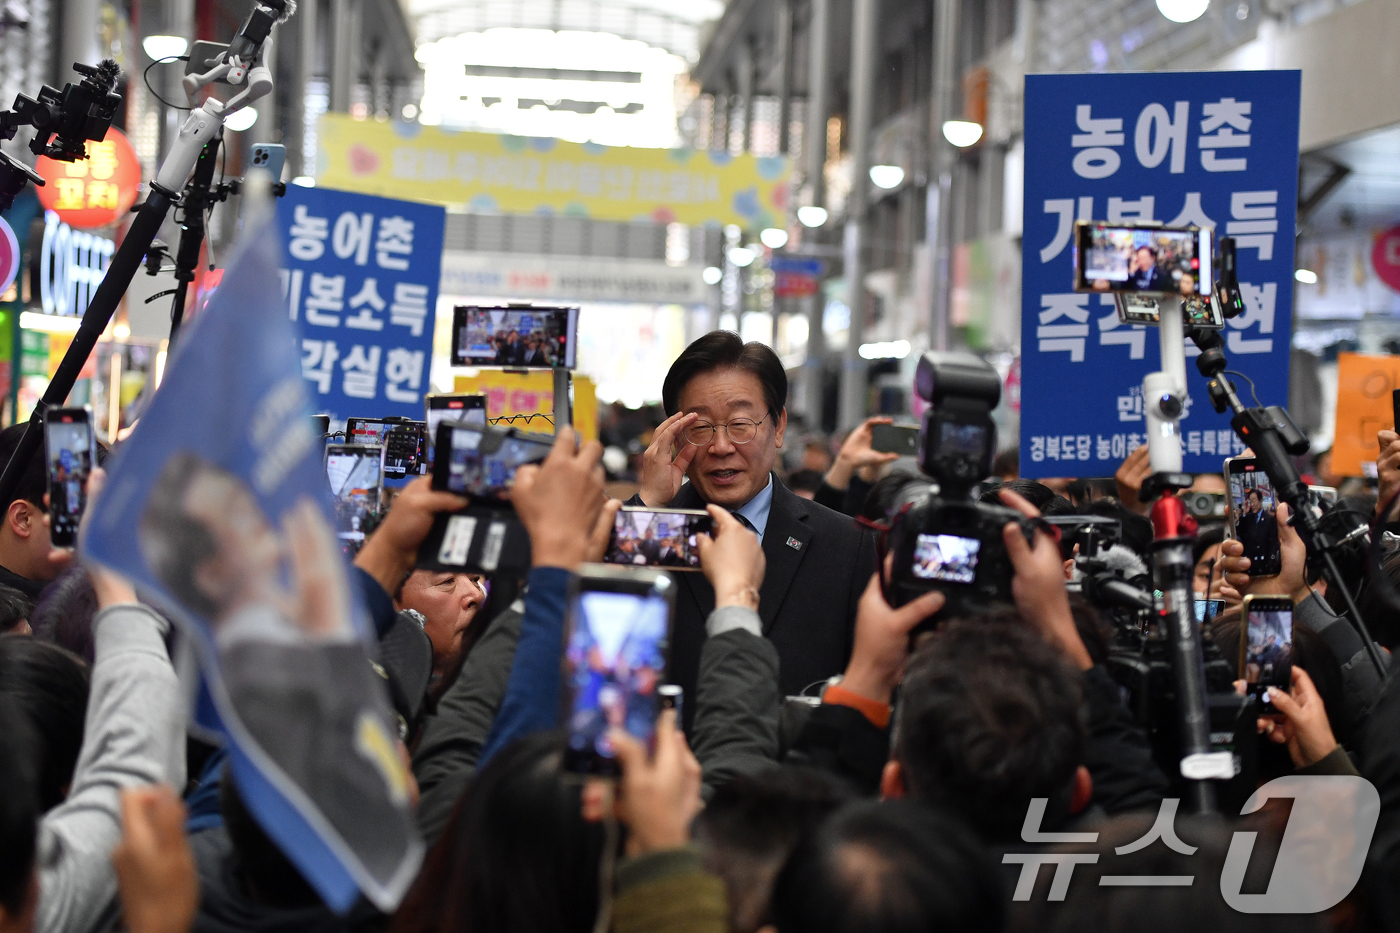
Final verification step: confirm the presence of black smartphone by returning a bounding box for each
[1195,597,1224,625]
[605,507,713,571]
[44,407,95,548]
[562,565,675,776]
[431,423,554,501]
[425,393,487,461]
[325,443,384,555]
[345,418,427,485]
[870,423,920,456]
[1074,222,1212,296]
[1225,456,1282,577]
[452,305,579,369]
[311,414,331,438]
[1240,595,1293,710]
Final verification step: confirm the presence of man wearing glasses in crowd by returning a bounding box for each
[635,331,876,731]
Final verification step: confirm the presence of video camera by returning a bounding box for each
[0,59,123,211]
[882,352,1037,616]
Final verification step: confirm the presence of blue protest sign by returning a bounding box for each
[1019,71,1300,477]
[82,223,422,913]
[278,185,446,428]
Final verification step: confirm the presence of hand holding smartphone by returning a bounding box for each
[870,423,920,456]
[44,408,96,548]
[604,507,713,571]
[1225,456,1282,577]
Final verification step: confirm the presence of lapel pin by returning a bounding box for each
[786,536,803,551]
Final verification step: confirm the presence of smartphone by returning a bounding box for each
[1240,595,1293,710]
[1074,222,1212,296]
[1225,457,1282,577]
[43,408,95,548]
[1308,485,1338,507]
[431,423,554,500]
[452,305,579,369]
[562,566,675,776]
[605,507,714,571]
[1195,598,1224,625]
[871,423,921,456]
[1117,294,1161,324]
[425,394,487,461]
[249,143,287,182]
[345,418,427,484]
[325,443,384,554]
[312,414,331,438]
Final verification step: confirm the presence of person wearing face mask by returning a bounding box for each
[634,331,876,731]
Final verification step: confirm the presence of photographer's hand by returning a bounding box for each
[1377,429,1400,521]
[607,710,704,856]
[584,499,623,564]
[511,427,606,571]
[1260,667,1339,769]
[695,505,765,611]
[840,570,944,705]
[999,488,1093,670]
[825,416,900,491]
[355,475,468,596]
[1219,503,1309,604]
[639,412,700,508]
[1114,444,1152,516]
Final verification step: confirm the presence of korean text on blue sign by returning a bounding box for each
[277,186,446,425]
[1019,71,1300,478]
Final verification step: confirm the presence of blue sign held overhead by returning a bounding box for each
[1018,70,1301,478]
[277,186,447,428]
[83,224,423,914]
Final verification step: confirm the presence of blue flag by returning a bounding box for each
[82,221,422,912]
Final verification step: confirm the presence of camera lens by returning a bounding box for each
[1158,394,1183,418]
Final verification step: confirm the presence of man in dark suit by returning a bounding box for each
[636,331,876,731]
[1236,488,1279,568]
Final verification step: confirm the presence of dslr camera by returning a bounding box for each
[883,352,1036,615]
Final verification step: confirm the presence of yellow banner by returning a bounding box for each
[454,370,598,444]
[317,115,790,229]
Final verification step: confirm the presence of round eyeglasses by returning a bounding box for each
[684,414,769,446]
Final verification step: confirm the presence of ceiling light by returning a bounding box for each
[223,107,258,132]
[1156,0,1210,23]
[869,165,905,189]
[942,120,984,148]
[728,247,755,268]
[1295,268,1318,285]
[702,266,723,285]
[142,35,188,60]
[292,176,316,187]
[797,205,828,228]
[858,339,912,360]
[760,227,789,249]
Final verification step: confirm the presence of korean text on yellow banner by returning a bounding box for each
[454,370,598,444]
[316,115,789,229]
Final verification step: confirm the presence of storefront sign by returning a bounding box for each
[31,210,114,318]
[0,217,18,296]
[276,186,446,423]
[316,114,789,229]
[1019,70,1300,477]
[771,256,823,298]
[35,127,141,229]
[1372,225,1400,292]
[440,252,706,304]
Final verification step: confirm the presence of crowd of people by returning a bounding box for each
[3,329,1400,933]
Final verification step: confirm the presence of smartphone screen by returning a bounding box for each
[563,576,672,775]
[911,533,981,584]
[425,395,487,461]
[344,419,426,483]
[871,424,920,456]
[325,444,384,554]
[44,409,94,547]
[433,424,553,498]
[452,305,579,369]
[1241,598,1293,707]
[605,508,713,571]
[1075,223,1211,295]
[1226,457,1282,576]
[1194,598,1224,624]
